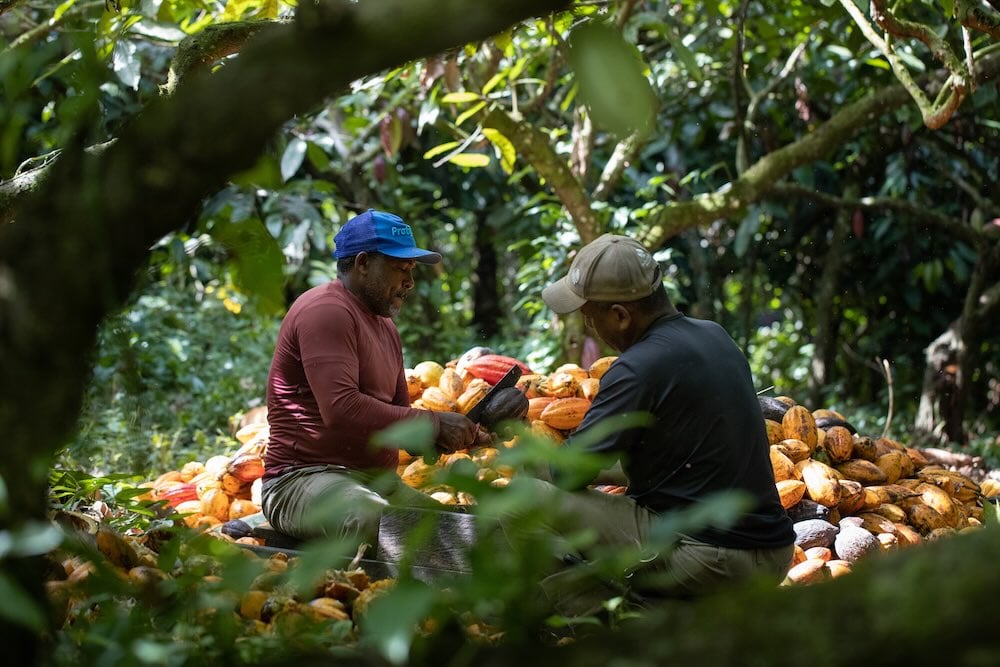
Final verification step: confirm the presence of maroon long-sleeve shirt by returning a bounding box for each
[263,280,439,480]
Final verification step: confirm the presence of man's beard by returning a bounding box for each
[359,279,403,319]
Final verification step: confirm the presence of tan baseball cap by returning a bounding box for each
[542,234,661,314]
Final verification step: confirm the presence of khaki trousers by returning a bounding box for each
[505,477,794,615]
[261,465,443,543]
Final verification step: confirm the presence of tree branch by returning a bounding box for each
[483,106,601,243]
[163,20,286,94]
[638,50,1000,247]
[957,0,1000,38]
[768,182,991,248]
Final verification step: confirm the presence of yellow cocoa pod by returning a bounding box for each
[540,397,591,431]
[784,558,828,585]
[825,560,852,578]
[804,546,832,562]
[875,450,908,484]
[774,438,812,463]
[180,461,205,483]
[823,426,854,463]
[420,386,459,412]
[980,478,1000,498]
[438,367,465,400]
[836,479,866,515]
[400,458,438,488]
[588,356,618,380]
[239,590,270,620]
[554,363,589,381]
[892,523,923,547]
[456,382,490,415]
[781,405,818,451]
[539,372,581,399]
[913,482,961,528]
[796,459,842,508]
[579,377,601,401]
[527,396,559,422]
[228,499,260,521]
[769,447,800,483]
[906,503,948,534]
[851,436,879,462]
[835,459,888,485]
[413,360,445,388]
[873,503,907,523]
[764,420,785,446]
[776,479,806,509]
[531,420,565,444]
[405,370,423,401]
[200,488,231,523]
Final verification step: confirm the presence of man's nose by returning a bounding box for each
[402,271,414,289]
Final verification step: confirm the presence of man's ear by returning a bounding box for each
[354,251,373,275]
[610,303,631,329]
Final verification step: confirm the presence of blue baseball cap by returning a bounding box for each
[333,209,441,264]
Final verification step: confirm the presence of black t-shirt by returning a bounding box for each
[566,313,794,550]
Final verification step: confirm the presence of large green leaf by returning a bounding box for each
[567,20,657,138]
[211,218,285,314]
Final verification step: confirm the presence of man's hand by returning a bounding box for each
[436,412,479,453]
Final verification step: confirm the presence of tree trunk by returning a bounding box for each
[471,210,500,341]
[809,185,855,407]
[915,322,965,443]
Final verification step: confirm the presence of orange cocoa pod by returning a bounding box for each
[405,370,423,401]
[588,356,618,380]
[200,488,231,522]
[228,499,260,521]
[420,386,459,412]
[782,405,818,451]
[527,396,559,422]
[227,453,265,483]
[776,479,806,509]
[531,420,565,444]
[764,419,784,445]
[180,461,206,483]
[553,363,589,382]
[438,367,465,400]
[540,397,591,431]
[578,378,600,401]
[824,426,854,463]
[220,473,244,496]
[515,374,545,399]
[539,372,580,399]
[456,382,490,415]
[153,470,184,489]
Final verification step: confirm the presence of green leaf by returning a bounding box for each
[938,0,954,18]
[482,127,516,174]
[661,27,702,83]
[0,572,47,632]
[447,153,490,168]
[371,417,436,457]
[222,0,258,21]
[481,73,505,96]
[864,58,890,70]
[211,218,285,315]
[567,21,657,138]
[423,141,461,160]
[280,138,307,182]
[306,141,330,171]
[440,92,481,104]
[734,215,760,258]
[231,154,283,189]
[53,0,77,21]
[455,100,486,126]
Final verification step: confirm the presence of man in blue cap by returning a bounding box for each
[261,209,479,541]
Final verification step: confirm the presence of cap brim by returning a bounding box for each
[542,276,587,314]
[382,247,442,264]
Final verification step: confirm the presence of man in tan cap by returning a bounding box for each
[521,233,794,612]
